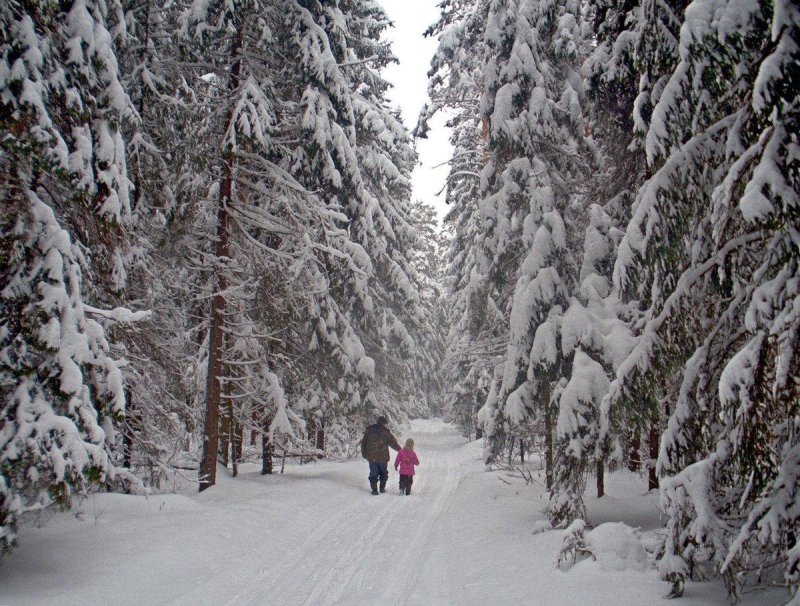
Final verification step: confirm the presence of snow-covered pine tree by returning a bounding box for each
[341,0,432,421]
[598,0,798,597]
[630,0,796,598]
[106,0,207,486]
[407,199,446,418]
[549,203,634,513]
[282,0,426,438]
[0,0,143,548]
[421,0,497,439]
[586,0,688,491]
[473,0,592,497]
[440,121,497,438]
[179,0,318,490]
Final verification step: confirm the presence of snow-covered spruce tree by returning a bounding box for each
[586,0,688,490]
[421,0,498,438]
[179,0,310,490]
[440,122,497,438]
[473,0,592,495]
[408,199,446,418]
[108,0,207,486]
[548,203,634,517]
[603,0,798,597]
[341,0,431,422]
[0,0,143,548]
[282,0,426,438]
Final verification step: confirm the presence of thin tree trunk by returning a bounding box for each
[231,417,241,478]
[198,25,244,493]
[262,430,273,475]
[315,421,325,458]
[628,430,641,471]
[508,436,515,465]
[198,177,230,492]
[545,403,554,490]
[648,417,659,491]
[519,439,525,463]
[597,458,605,498]
[218,373,231,468]
[123,386,134,470]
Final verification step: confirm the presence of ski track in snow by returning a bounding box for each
[379,448,458,605]
[263,421,462,606]
[170,419,465,606]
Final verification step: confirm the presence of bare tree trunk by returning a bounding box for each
[519,439,525,463]
[198,25,244,493]
[198,178,230,492]
[261,430,273,475]
[508,436,515,465]
[123,386,134,470]
[628,430,641,471]
[597,458,605,498]
[545,403,554,490]
[648,417,659,491]
[315,420,325,458]
[231,417,241,478]
[218,374,231,469]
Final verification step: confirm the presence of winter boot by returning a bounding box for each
[370,480,379,495]
[379,480,386,493]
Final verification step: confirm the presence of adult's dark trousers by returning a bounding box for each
[368,461,388,491]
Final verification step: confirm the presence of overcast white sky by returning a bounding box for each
[381,1,453,226]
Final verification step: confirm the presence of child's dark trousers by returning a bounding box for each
[399,474,414,495]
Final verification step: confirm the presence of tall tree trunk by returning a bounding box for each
[628,430,641,471]
[123,385,134,470]
[218,371,231,468]
[262,430,273,475]
[545,403,554,490]
[597,458,605,498]
[198,26,244,493]
[648,417,659,491]
[519,439,525,464]
[542,384,555,490]
[315,420,325,458]
[231,417,241,478]
[198,174,230,492]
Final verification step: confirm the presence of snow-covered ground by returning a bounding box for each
[0,420,785,605]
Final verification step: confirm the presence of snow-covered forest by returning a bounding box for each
[1,0,797,603]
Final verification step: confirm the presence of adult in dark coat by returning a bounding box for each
[360,416,401,495]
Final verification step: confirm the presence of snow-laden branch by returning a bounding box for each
[83,305,151,323]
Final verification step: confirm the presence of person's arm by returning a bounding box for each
[360,432,368,459]
[413,452,419,466]
[394,451,401,470]
[386,429,401,452]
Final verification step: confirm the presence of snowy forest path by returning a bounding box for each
[165,418,471,606]
[250,418,466,606]
[5,419,767,605]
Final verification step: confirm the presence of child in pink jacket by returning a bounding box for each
[394,438,420,495]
